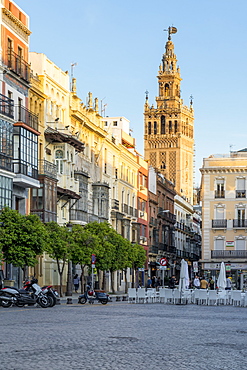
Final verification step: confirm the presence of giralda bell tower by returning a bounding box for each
[144,27,194,204]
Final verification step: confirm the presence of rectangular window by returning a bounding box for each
[236,178,246,198]
[235,239,245,250]
[113,121,118,126]
[215,179,225,198]
[215,239,224,250]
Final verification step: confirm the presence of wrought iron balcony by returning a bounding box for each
[38,160,57,180]
[233,219,247,228]
[111,199,119,211]
[215,190,225,198]
[212,219,227,228]
[7,49,31,82]
[211,250,247,259]
[0,93,14,119]
[149,245,158,254]
[236,190,246,198]
[15,105,39,131]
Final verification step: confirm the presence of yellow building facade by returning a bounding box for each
[200,150,247,289]
[144,28,194,204]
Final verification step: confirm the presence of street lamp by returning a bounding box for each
[65,222,73,296]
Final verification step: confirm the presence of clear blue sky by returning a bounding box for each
[17,0,247,185]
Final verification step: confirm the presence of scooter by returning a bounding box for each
[23,280,58,307]
[78,286,110,305]
[0,278,50,308]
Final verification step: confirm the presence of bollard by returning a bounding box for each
[67,297,73,304]
[122,296,127,301]
[116,296,121,302]
[56,298,61,305]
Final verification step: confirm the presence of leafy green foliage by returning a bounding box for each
[0,207,47,270]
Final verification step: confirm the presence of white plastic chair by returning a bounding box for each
[164,289,173,304]
[173,289,182,304]
[218,290,230,305]
[208,290,218,305]
[183,289,193,304]
[243,292,247,307]
[197,289,208,305]
[193,289,200,304]
[231,290,242,306]
[159,288,166,303]
[136,288,147,303]
[128,288,137,303]
[146,288,156,303]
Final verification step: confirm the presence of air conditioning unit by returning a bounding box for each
[140,211,144,217]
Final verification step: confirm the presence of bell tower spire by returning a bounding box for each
[144,27,195,204]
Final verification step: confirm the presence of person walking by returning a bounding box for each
[169,275,177,289]
[225,277,232,290]
[73,274,80,293]
[147,276,152,288]
[193,275,200,289]
[200,277,208,289]
[209,277,215,290]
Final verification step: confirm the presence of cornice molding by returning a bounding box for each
[2,8,31,43]
[200,167,247,174]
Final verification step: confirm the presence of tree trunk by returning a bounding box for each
[124,269,128,294]
[59,272,63,297]
[132,264,135,288]
[80,264,85,293]
[110,270,115,293]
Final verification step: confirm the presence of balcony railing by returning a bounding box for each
[7,49,31,82]
[236,190,246,198]
[233,219,247,228]
[38,160,57,180]
[215,190,225,198]
[16,105,39,131]
[211,250,247,258]
[111,199,119,211]
[212,219,227,228]
[0,93,14,119]
[149,245,158,254]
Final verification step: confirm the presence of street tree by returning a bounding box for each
[130,243,146,288]
[45,221,72,296]
[0,207,47,279]
[70,225,101,292]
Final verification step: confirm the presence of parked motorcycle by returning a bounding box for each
[41,285,59,307]
[23,279,58,307]
[78,287,110,305]
[0,278,50,308]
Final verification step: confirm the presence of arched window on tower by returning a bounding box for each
[154,121,157,135]
[148,122,152,135]
[161,116,165,134]
[169,121,172,134]
[165,84,169,97]
[174,120,178,133]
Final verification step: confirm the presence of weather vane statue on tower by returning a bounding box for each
[164,26,177,40]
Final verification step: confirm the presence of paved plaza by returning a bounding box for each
[0,301,247,369]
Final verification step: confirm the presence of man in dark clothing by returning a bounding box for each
[169,275,177,289]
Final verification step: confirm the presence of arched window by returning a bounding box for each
[148,122,152,135]
[55,150,64,174]
[154,121,157,135]
[169,121,172,134]
[55,149,63,159]
[161,116,165,134]
[165,84,169,97]
[174,120,178,133]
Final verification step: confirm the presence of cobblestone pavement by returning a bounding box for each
[1,301,247,370]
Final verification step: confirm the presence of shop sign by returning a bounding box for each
[193,261,198,272]
[225,263,231,272]
[204,263,247,270]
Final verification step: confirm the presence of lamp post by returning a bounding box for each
[65,222,73,296]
